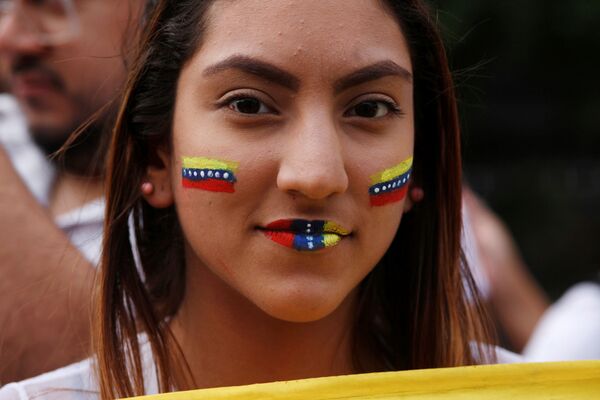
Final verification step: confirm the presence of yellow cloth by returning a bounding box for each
[123,361,600,399]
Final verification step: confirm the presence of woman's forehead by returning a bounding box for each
[198,0,412,78]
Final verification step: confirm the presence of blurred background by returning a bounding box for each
[430,1,600,300]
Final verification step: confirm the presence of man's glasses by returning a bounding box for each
[0,0,80,46]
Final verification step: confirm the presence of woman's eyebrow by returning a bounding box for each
[334,61,413,93]
[203,55,300,91]
[202,56,412,93]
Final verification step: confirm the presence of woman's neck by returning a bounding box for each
[169,260,358,390]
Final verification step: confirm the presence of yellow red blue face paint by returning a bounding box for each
[369,157,413,206]
[182,156,239,193]
[262,219,351,251]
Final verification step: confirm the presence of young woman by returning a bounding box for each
[1,0,502,398]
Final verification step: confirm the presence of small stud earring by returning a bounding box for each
[409,187,424,203]
[141,181,155,195]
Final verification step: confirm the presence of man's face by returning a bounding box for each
[0,0,144,153]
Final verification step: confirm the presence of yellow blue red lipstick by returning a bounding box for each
[262,219,350,251]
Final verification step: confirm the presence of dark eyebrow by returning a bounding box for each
[334,60,413,93]
[203,55,300,91]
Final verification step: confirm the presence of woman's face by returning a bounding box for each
[169,0,414,322]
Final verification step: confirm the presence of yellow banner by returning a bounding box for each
[123,361,600,399]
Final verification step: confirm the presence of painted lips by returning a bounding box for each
[261,219,351,252]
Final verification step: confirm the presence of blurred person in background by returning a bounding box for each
[428,0,600,361]
[0,0,149,382]
[464,189,600,360]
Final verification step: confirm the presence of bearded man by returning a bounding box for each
[0,0,150,382]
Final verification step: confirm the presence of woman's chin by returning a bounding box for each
[249,284,352,324]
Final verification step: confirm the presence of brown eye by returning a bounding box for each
[345,100,402,119]
[354,101,381,118]
[228,97,270,114]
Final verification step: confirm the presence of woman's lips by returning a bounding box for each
[260,219,351,252]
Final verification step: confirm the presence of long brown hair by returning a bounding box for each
[96,0,494,398]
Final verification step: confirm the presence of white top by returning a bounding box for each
[0,339,159,400]
[0,94,54,205]
[0,342,520,400]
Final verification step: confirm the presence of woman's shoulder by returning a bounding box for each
[0,358,98,400]
[0,336,158,400]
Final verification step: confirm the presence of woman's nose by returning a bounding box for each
[276,116,349,200]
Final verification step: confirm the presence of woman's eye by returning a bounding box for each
[228,97,271,114]
[346,100,400,118]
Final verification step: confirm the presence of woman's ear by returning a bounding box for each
[141,149,174,209]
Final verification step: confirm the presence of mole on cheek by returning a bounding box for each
[368,156,413,207]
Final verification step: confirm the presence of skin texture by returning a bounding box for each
[145,0,415,388]
[0,0,143,382]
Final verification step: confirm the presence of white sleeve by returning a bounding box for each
[0,359,99,400]
[0,383,28,400]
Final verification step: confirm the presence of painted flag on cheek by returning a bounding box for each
[369,156,413,207]
[181,156,239,193]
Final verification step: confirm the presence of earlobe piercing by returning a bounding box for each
[141,181,155,195]
[409,187,424,203]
